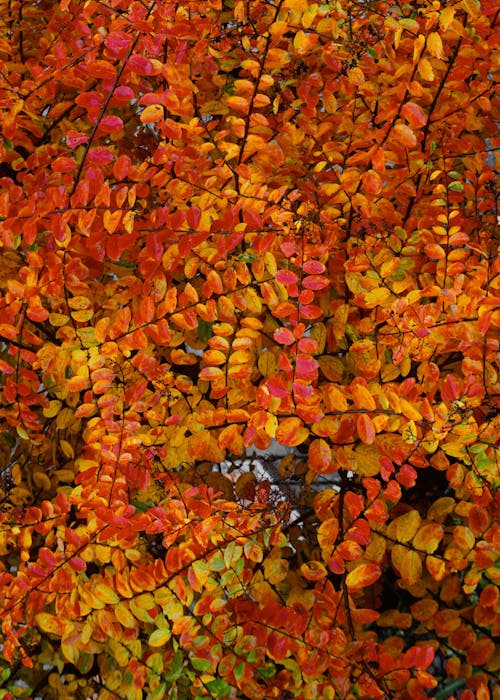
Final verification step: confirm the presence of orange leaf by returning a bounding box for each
[276,417,308,447]
[317,518,339,553]
[426,555,446,581]
[393,122,417,147]
[225,95,249,113]
[140,104,164,123]
[345,563,381,590]
[301,560,327,581]
[350,382,377,411]
[399,549,422,585]
[362,169,382,195]
[466,637,494,666]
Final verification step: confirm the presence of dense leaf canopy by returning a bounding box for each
[0,0,498,698]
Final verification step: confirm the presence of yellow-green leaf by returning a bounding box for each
[149,628,171,647]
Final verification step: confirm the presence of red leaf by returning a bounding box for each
[302,275,329,290]
[66,130,89,148]
[187,206,201,229]
[302,260,325,274]
[86,59,116,80]
[273,327,295,345]
[276,269,299,285]
[128,54,154,75]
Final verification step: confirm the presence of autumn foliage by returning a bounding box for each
[0,0,499,697]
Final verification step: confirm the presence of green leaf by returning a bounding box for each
[131,499,150,512]
[205,679,233,697]
[257,665,276,678]
[190,657,213,672]
[148,682,167,700]
[197,319,214,343]
[165,650,184,682]
[233,663,245,681]
[237,251,256,262]
[448,181,464,192]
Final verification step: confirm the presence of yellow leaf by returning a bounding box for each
[294,30,317,54]
[228,349,253,365]
[399,399,422,421]
[361,287,391,308]
[395,510,421,543]
[71,309,94,323]
[264,556,289,585]
[427,32,444,59]
[258,350,277,377]
[318,355,345,382]
[399,549,422,585]
[36,613,66,636]
[317,518,339,554]
[55,407,75,429]
[68,295,92,310]
[461,0,480,16]
[59,439,74,459]
[115,602,136,629]
[203,349,226,366]
[33,472,51,490]
[439,6,455,30]
[43,400,62,418]
[452,525,475,550]
[418,57,435,81]
[92,583,120,607]
[427,497,455,521]
[61,640,79,665]
[413,34,426,63]
[48,313,70,327]
[352,444,381,477]
[413,523,443,553]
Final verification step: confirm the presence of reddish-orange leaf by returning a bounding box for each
[362,169,383,195]
[308,438,333,473]
[401,101,427,128]
[357,414,376,444]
